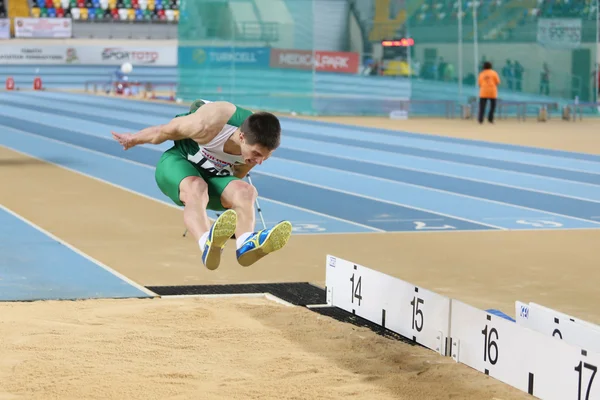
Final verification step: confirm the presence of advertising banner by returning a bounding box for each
[88,46,175,65]
[0,19,10,40]
[0,45,176,66]
[14,18,72,38]
[0,46,70,64]
[178,46,271,68]
[270,49,360,74]
[537,18,581,49]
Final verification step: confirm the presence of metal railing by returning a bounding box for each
[72,19,177,39]
[84,79,178,100]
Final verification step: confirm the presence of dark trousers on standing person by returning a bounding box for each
[478,97,496,123]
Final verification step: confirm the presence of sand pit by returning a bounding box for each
[0,296,531,400]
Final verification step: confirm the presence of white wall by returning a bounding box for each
[348,6,364,55]
[254,0,295,48]
[314,0,349,51]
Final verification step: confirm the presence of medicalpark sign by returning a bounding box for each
[270,48,360,74]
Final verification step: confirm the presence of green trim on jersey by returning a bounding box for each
[226,104,253,127]
[175,99,253,126]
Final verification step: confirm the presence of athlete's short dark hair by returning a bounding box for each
[240,112,281,150]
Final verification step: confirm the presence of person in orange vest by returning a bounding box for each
[478,61,501,124]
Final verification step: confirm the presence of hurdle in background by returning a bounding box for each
[5,76,44,91]
[325,255,600,400]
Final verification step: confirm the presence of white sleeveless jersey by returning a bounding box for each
[173,100,253,177]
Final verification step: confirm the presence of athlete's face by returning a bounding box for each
[240,134,273,166]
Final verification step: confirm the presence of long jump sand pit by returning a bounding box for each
[0,296,531,400]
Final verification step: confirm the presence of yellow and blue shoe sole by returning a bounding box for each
[237,221,293,267]
[203,209,238,270]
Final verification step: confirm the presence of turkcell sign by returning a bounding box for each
[178,46,270,68]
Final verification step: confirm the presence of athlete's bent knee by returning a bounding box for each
[222,180,257,208]
[179,176,209,206]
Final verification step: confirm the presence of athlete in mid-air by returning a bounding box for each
[111,99,292,271]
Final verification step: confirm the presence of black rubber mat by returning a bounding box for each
[146,282,326,306]
[310,306,417,345]
[146,282,418,345]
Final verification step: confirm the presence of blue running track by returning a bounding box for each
[1,90,600,237]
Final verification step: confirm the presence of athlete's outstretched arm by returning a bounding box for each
[111,123,181,150]
[111,101,236,150]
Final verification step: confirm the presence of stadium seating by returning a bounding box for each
[537,0,597,19]
[367,0,595,40]
[407,0,503,27]
[406,0,596,28]
[369,0,596,44]
[29,0,179,22]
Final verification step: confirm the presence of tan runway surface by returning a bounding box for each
[1,111,599,399]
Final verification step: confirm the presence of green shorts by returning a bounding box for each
[155,147,239,211]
